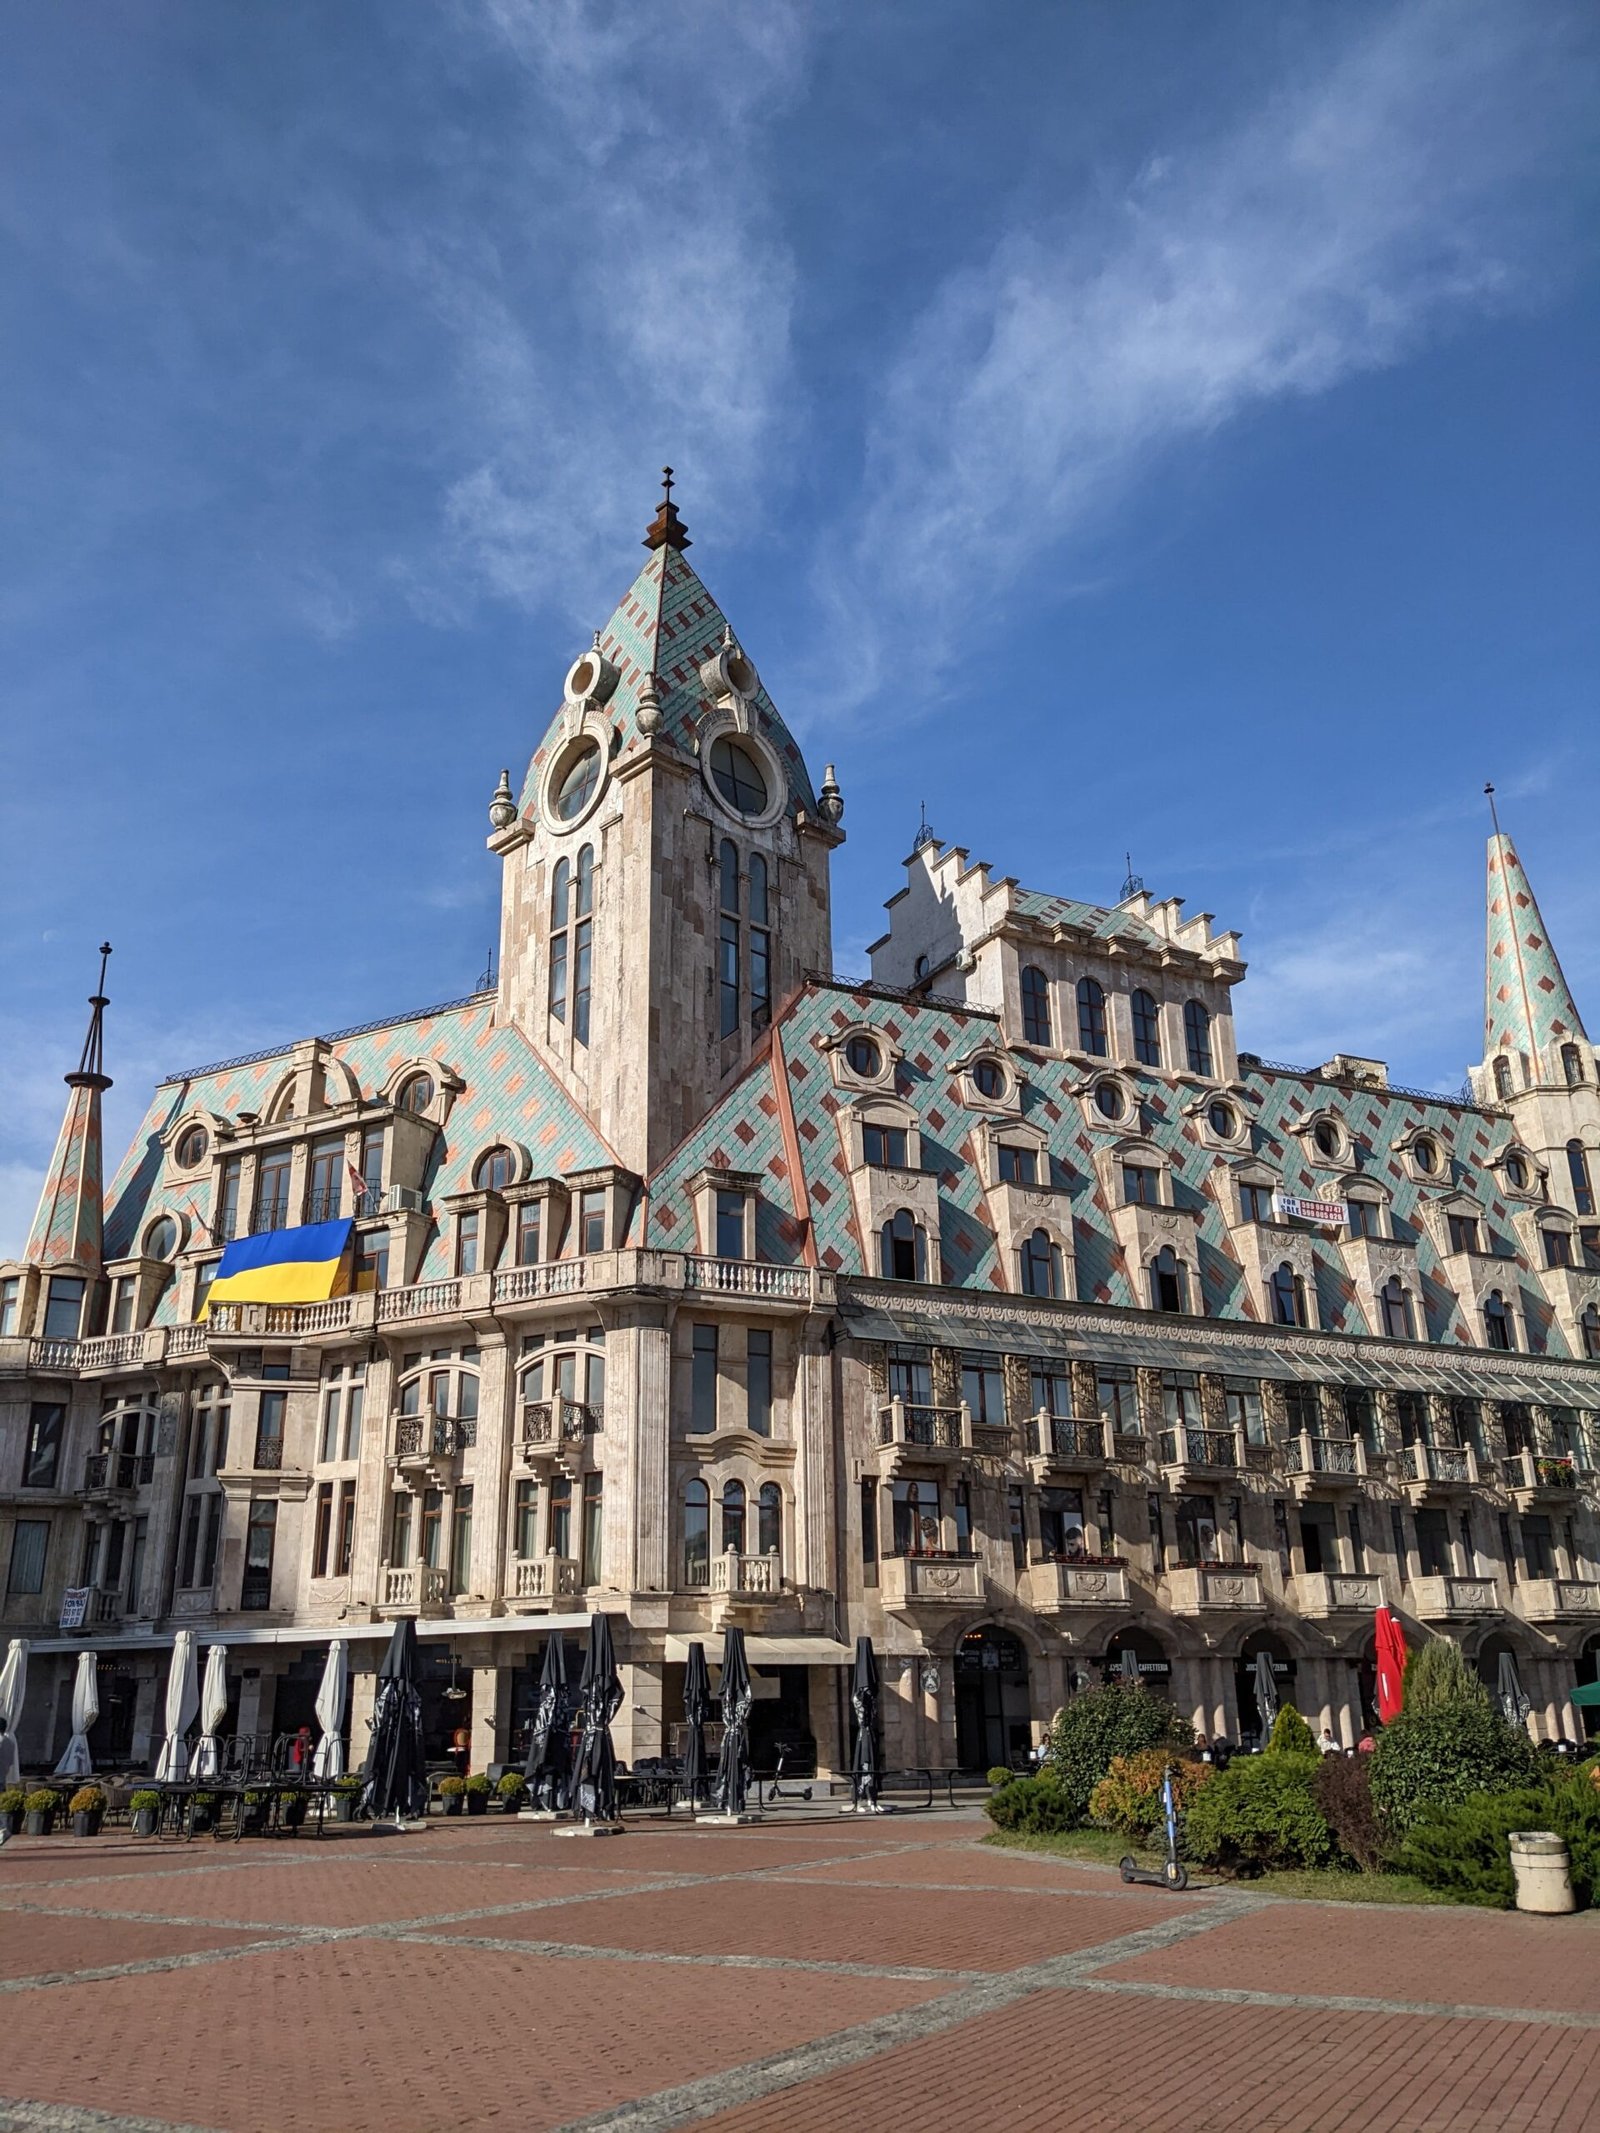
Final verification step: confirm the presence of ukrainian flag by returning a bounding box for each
[200,1218,354,1317]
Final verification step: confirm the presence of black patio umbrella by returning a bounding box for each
[681,1640,712,1810]
[523,1633,574,1811]
[362,1618,429,1829]
[850,1636,881,1812]
[569,1615,624,1824]
[711,1626,753,1816]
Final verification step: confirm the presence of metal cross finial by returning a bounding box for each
[661,466,675,502]
[1484,782,1502,836]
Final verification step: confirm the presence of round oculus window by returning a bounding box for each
[1413,1137,1439,1174]
[846,1034,881,1078]
[1313,1120,1341,1159]
[144,1216,179,1261]
[973,1058,1005,1100]
[1094,1080,1125,1121]
[552,739,602,823]
[175,1125,208,1169]
[1506,1153,1529,1190]
[473,1146,515,1191]
[400,1074,435,1114]
[709,736,769,818]
[1207,1101,1235,1139]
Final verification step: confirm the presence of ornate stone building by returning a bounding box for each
[4,489,1599,1777]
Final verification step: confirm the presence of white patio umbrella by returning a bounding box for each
[154,1629,200,1780]
[1253,1650,1279,1735]
[1118,1647,1140,1685]
[0,1638,29,1737]
[190,1643,229,1780]
[312,1638,350,1779]
[1497,1650,1532,1726]
[53,1651,99,1778]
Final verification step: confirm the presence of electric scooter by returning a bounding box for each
[1119,1763,1189,1890]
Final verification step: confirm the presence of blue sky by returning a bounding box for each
[3,0,1598,1251]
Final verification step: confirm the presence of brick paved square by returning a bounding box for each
[0,1909,279,1982]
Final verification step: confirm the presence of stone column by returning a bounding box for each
[470,1663,508,1772]
[613,1657,664,1767]
[470,1331,512,1606]
[132,1662,162,1768]
[348,1665,377,1772]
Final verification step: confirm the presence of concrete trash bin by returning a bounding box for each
[1509,1831,1575,1915]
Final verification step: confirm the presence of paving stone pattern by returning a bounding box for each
[2,1813,1598,2133]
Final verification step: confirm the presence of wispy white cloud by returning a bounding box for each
[825,0,1596,708]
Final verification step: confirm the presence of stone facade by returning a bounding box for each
[3,500,1599,1779]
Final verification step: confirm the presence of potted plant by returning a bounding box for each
[129,1788,161,1838]
[69,1785,107,1837]
[241,1789,270,1835]
[23,1788,58,1837]
[0,1787,24,1839]
[189,1791,217,1835]
[463,1773,492,1817]
[331,1775,363,1823]
[279,1789,308,1831]
[496,1772,528,1813]
[438,1774,466,1817]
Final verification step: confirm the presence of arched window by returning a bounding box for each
[720,1479,746,1555]
[1379,1276,1414,1340]
[1569,1141,1595,1217]
[683,1479,710,1587]
[1021,966,1051,1047]
[749,852,771,1030]
[1483,1290,1515,1351]
[1493,1055,1514,1100]
[1149,1247,1186,1314]
[1183,999,1212,1076]
[892,1477,942,1556]
[1131,989,1161,1067]
[549,858,571,1024]
[1076,976,1108,1056]
[399,1072,434,1114]
[473,1146,514,1192]
[880,1209,926,1282]
[758,1482,782,1558]
[1269,1263,1305,1328]
[396,1348,481,1443]
[518,1328,606,1434]
[572,845,594,1047]
[1563,1044,1585,1086]
[846,1033,880,1078]
[719,838,740,1039]
[710,736,768,816]
[1581,1305,1600,1361]
[1018,1227,1062,1298]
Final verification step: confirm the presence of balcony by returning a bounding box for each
[1165,1562,1264,1612]
[493,1261,588,1305]
[1293,1570,1386,1617]
[1501,1450,1581,1509]
[1026,1414,1112,1480]
[518,1399,602,1468]
[684,1256,813,1301]
[1517,1577,1600,1622]
[392,1408,474,1485]
[880,1553,983,1608]
[1158,1425,1242,1487]
[875,1400,971,1476]
[709,1550,783,1600]
[82,1451,155,1498]
[1396,1441,1480,1498]
[1283,1433,1369,1500]
[1030,1557,1129,1610]
[1411,1573,1500,1618]
[379,1563,449,1618]
[509,1555,582,1610]
[209,1295,361,1338]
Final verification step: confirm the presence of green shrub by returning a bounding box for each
[1314,1753,1386,1873]
[1090,1749,1210,1840]
[1183,1754,1334,1872]
[437,1775,466,1798]
[1266,1705,1318,1758]
[129,1788,160,1812]
[332,1775,363,1794]
[1403,1636,1490,1716]
[1048,1686,1192,1823]
[68,1786,106,1814]
[983,1774,1076,1835]
[496,1772,527,1799]
[1370,1704,1538,1837]
[0,1788,25,1814]
[464,1772,492,1795]
[1396,1778,1600,1909]
[986,1766,1012,1788]
[24,1789,58,1815]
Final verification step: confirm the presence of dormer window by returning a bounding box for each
[1269,1263,1308,1328]
[1206,1100,1236,1141]
[579,1189,607,1254]
[1483,1290,1515,1350]
[400,1073,435,1114]
[1240,1180,1274,1223]
[1379,1276,1415,1339]
[1411,1134,1441,1177]
[998,1144,1037,1186]
[1347,1196,1384,1240]
[1021,967,1052,1046]
[1076,976,1108,1056]
[1123,1164,1161,1208]
[864,1122,908,1168]
[144,1216,179,1261]
[1131,990,1161,1068]
[175,1125,209,1169]
[1311,1118,1343,1162]
[1184,1000,1213,1077]
[846,1033,881,1078]
[1447,1212,1481,1256]
[1543,1228,1574,1270]
[1092,1078,1126,1122]
[1505,1151,1530,1191]
[1149,1247,1187,1314]
[973,1057,1006,1101]
[880,1209,928,1282]
[473,1146,515,1192]
[709,737,768,817]
[715,1189,748,1261]
[455,1210,480,1276]
[1019,1228,1063,1298]
[515,1202,542,1265]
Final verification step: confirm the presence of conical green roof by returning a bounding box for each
[1484,831,1588,1061]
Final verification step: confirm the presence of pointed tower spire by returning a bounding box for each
[1483,802,1588,1073]
[642,465,691,551]
[26,944,113,1271]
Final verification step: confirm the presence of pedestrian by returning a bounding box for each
[1211,1734,1233,1770]
[1192,1731,1212,1764]
[1356,1731,1376,1754]
[1317,1727,1340,1755]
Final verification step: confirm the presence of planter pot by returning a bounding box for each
[191,1808,215,1835]
[71,1812,104,1838]
[333,1794,357,1823]
[498,1795,526,1815]
[23,1812,54,1837]
[441,1796,463,1817]
[241,1806,269,1835]
[131,1808,158,1838]
[282,1805,307,1831]
[0,1811,19,1839]
[465,1793,489,1816]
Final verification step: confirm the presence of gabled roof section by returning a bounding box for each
[1485,831,1588,1060]
[516,545,818,821]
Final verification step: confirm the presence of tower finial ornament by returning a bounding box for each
[72,942,113,1090]
[643,466,691,552]
[1485,781,1502,837]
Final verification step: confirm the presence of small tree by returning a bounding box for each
[1402,1636,1490,1716]
[1049,1685,1192,1823]
[1266,1705,1318,1758]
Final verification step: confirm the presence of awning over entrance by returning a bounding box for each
[661,1636,853,1667]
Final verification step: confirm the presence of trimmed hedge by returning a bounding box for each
[1182,1753,1334,1872]
[1048,1686,1192,1822]
[1314,1753,1386,1873]
[1370,1704,1538,1838]
[1397,1778,1600,1908]
[984,1774,1076,1835]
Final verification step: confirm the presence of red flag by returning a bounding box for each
[1375,1606,1408,1723]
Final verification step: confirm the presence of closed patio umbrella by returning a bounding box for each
[155,1630,200,1781]
[190,1643,229,1781]
[1374,1606,1408,1723]
[0,1638,28,1749]
[849,1637,880,1812]
[1118,1647,1140,1686]
[1253,1650,1278,1737]
[362,1618,428,1829]
[569,1616,623,1824]
[312,1638,350,1780]
[711,1626,753,1816]
[1497,1650,1532,1726]
[53,1651,99,1779]
[523,1633,574,1810]
[681,1641,711,1811]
